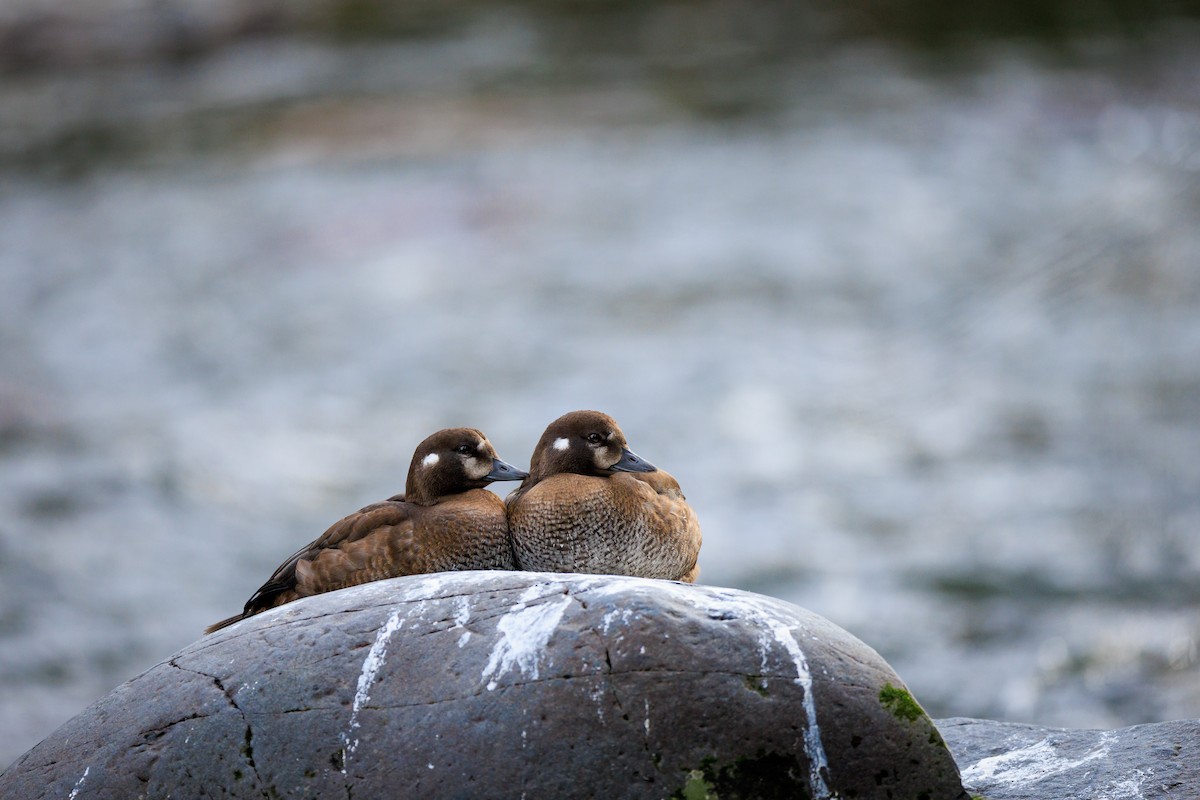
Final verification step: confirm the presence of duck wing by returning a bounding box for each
[204,499,414,633]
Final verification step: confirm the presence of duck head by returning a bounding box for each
[405,428,528,505]
[527,410,658,481]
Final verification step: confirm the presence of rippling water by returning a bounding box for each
[2,11,1200,767]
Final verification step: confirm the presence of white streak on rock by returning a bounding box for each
[644,698,651,737]
[481,584,573,691]
[67,766,89,800]
[342,572,454,608]
[581,577,833,800]
[765,614,831,799]
[342,608,406,770]
[600,607,634,634]
[590,681,607,721]
[453,595,471,627]
[1102,774,1148,800]
[396,573,453,602]
[453,595,473,648]
[961,736,1111,788]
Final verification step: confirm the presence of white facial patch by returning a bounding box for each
[553,437,570,451]
[422,453,440,468]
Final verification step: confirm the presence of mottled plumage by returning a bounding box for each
[205,428,526,633]
[506,410,701,582]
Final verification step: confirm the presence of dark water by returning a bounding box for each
[2,8,1200,767]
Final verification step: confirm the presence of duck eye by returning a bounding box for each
[455,444,474,455]
[586,433,603,444]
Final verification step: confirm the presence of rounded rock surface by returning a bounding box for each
[0,571,966,799]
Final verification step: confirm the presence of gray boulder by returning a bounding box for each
[940,716,1200,800]
[0,571,966,799]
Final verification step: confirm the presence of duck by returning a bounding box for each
[505,410,701,582]
[205,428,527,633]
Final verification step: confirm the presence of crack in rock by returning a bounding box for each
[167,659,272,798]
[131,712,211,743]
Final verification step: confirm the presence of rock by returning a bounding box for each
[0,571,966,799]
[940,716,1200,800]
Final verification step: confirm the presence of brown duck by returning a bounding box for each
[506,410,701,582]
[205,428,527,633]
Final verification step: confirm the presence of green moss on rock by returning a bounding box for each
[879,683,925,722]
[680,769,715,800]
[743,674,769,696]
[671,751,810,800]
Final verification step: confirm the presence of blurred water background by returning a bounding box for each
[3,0,1200,769]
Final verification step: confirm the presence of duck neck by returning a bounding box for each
[404,463,441,506]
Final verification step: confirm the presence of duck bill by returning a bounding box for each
[609,447,657,473]
[486,457,529,482]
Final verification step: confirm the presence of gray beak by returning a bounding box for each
[610,447,657,473]
[486,457,529,482]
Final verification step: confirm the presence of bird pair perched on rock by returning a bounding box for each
[206,410,701,633]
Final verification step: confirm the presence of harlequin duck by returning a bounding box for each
[205,428,527,633]
[506,410,701,582]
